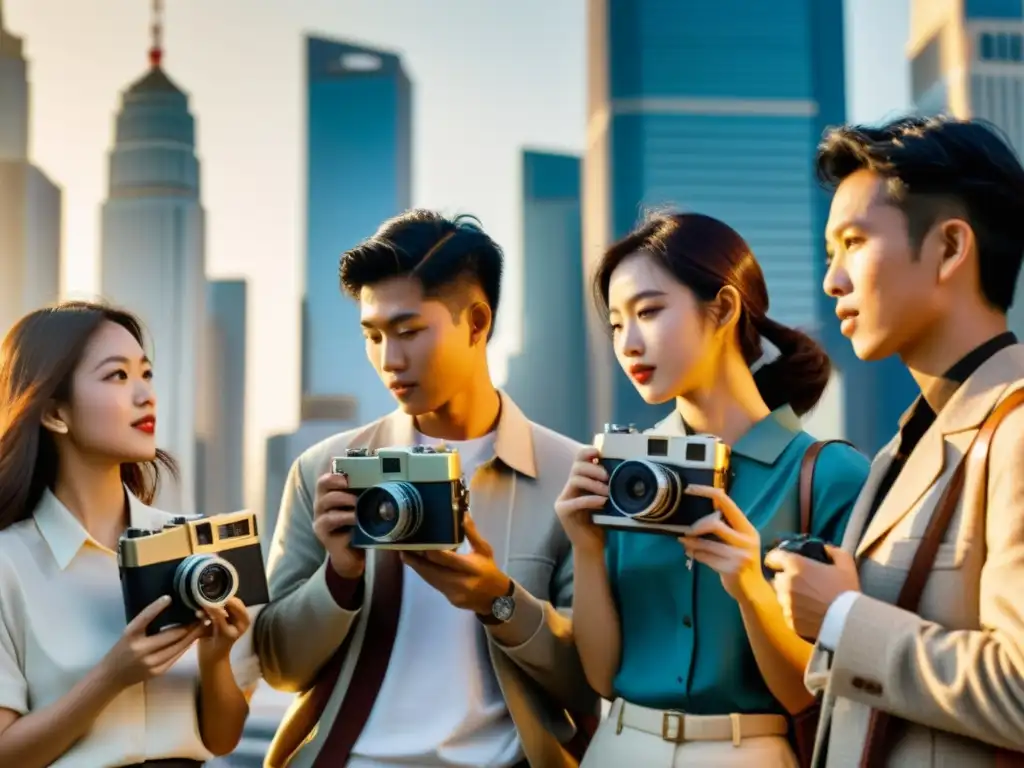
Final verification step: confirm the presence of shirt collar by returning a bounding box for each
[34,487,165,570]
[902,331,1018,425]
[650,405,803,466]
[356,390,538,478]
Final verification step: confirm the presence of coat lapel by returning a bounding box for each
[855,345,1024,557]
[841,437,897,555]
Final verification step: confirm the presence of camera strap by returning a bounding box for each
[798,439,854,536]
[790,438,853,768]
[313,548,404,767]
[269,549,404,767]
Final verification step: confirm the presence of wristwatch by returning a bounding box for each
[478,579,516,625]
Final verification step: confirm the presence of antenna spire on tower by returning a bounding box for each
[148,0,163,68]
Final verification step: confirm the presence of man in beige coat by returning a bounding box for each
[767,116,1024,766]
[254,210,596,768]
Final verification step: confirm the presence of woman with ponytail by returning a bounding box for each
[555,212,870,766]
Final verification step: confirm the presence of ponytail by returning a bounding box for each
[749,315,831,416]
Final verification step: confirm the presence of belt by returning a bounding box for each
[615,701,788,746]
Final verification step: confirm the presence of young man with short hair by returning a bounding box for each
[255,210,596,768]
[767,116,1024,765]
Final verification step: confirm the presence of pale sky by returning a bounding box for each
[4,0,909,514]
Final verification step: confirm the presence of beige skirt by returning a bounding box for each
[580,698,799,768]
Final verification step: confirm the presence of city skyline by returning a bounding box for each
[0,1,61,337]
[3,0,912,516]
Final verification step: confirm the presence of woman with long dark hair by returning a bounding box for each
[0,301,259,768]
[557,213,870,766]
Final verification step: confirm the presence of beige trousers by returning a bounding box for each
[581,699,799,768]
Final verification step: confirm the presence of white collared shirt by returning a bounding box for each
[0,488,262,768]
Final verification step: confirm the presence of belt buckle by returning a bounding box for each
[661,710,686,743]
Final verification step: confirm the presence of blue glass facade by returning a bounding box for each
[303,36,412,422]
[586,0,907,453]
[505,151,588,441]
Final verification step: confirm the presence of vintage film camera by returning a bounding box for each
[118,510,269,635]
[591,424,731,535]
[771,533,833,564]
[332,445,470,550]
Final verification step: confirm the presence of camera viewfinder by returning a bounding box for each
[194,522,213,546]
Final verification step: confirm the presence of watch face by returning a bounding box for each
[492,596,515,622]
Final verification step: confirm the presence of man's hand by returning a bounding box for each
[764,544,860,641]
[313,471,366,580]
[402,516,511,616]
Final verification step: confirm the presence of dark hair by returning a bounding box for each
[593,212,831,416]
[340,209,504,339]
[0,301,178,531]
[816,115,1024,312]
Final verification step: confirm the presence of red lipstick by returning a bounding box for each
[132,415,156,434]
[629,364,656,385]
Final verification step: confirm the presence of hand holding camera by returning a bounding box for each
[313,471,366,579]
[678,486,767,601]
[101,595,208,690]
[196,596,251,666]
[554,446,610,556]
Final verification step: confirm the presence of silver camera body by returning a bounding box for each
[331,445,469,550]
[592,424,731,535]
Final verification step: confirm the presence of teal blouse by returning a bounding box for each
[606,406,869,715]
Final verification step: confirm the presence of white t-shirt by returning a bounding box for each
[349,431,522,768]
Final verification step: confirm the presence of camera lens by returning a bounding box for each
[197,564,232,603]
[173,554,239,611]
[356,481,423,543]
[608,460,683,522]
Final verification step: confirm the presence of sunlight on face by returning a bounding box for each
[360,276,478,415]
[607,252,718,404]
[58,321,158,464]
[824,169,942,361]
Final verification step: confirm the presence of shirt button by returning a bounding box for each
[682,615,693,628]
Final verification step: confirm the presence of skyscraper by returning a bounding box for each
[505,150,589,441]
[196,279,247,515]
[583,1,903,452]
[100,1,205,512]
[909,0,1024,337]
[0,0,61,335]
[303,36,412,422]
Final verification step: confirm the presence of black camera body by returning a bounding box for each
[118,511,269,635]
[591,424,731,536]
[332,446,469,551]
[772,533,833,564]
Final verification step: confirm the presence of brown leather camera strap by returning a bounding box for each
[310,548,403,767]
[859,389,1024,767]
[799,440,854,535]
[270,549,404,767]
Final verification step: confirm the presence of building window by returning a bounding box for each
[1011,33,1023,62]
[981,32,995,60]
[997,33,1010,60]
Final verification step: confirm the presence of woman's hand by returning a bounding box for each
[196,597,250,667]
[678,486,767,601]
[101,595,208,689]
[554,446,609,556]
